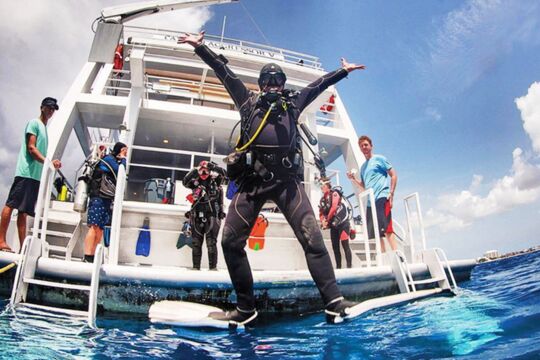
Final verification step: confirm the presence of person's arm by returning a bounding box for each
[346,171,365,192]
[26,133,62,169]
[387,168,397,208]
[182,168,199,189]
[179,31,251,110]
[295,58,365,112]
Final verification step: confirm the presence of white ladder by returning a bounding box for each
[391,248,457,294]
[10,235,103,328]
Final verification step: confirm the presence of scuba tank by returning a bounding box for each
[73,160,95,213]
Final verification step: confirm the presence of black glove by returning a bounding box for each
[219,211,226,220]
[207,161,216,170]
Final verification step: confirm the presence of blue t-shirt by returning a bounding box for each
[360,154,392,205]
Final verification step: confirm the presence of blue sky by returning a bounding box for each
[1,0,539,259]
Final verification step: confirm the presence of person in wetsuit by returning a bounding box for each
[319,179,353,269]
[179,31,366,326]
[182,160,226,270]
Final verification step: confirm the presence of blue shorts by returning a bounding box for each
[5,177,40,217]
[87,197,112,229]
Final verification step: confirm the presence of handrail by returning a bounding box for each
[433,247,458,289]
[108,165,127,265]
[356,188,382,267]
[32,158,57,257]
[403,192,427,261]
[123,26,322,69]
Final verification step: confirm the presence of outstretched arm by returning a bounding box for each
[295,57,365,112]
[178,31,251,109]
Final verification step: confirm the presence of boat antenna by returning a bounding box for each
[220,16,227,47]
[240,1,271,46]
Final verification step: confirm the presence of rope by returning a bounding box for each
[0,262,16,274]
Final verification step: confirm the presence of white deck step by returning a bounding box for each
[16,302,88,318]
[409,276,446,285]
[29,229,73,238]
[48,245,68,253]
[23,278,91,292]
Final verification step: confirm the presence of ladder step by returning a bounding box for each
[30,229,73,238]
[48,245,68,253]
[17,303,88,318]
[410,276,446,285]
[23,278,91,291]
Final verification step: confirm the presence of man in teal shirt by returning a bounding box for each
[0,97,62,252]
[347,135,398,252]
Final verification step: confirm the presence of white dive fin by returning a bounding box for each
[327,288,445,324]
[148,300,256,330]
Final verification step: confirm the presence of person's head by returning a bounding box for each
[198,160,210,180]
[111,142,127,157]
[358,135,373,158]
[258,63,286,93]
[40,97,59,122]
[320,178,332,193]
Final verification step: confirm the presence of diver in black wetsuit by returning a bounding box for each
[179,31,366,327]
[182,161,226,270]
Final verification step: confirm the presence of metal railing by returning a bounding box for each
[123,26,322,70]
[404,192,427,262]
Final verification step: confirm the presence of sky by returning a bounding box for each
[0,0,539,260]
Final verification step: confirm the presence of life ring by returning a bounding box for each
[320,94,335,114]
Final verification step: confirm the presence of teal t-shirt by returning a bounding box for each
[15,118,48,181]
[360,154,392,205]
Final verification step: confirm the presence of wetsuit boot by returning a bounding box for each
[325,297,359,324]
[209,307,258,329]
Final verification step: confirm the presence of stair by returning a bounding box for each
[390,248,456,294]
[10,235,103,328]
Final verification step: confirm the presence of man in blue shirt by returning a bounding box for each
[0,97,62,253]
[347,135,398,252]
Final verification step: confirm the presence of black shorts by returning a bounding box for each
[5,176,40,217]
[366,197,393,239]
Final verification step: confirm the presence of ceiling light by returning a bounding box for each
[163,139,169,144]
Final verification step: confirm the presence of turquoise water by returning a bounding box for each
[1,251,539,359]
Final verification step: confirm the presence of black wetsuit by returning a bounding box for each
[319,189,353,269]
[182,165,226,270]
[194,44,349,310]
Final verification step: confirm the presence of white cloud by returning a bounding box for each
[425,83,540,232]
[515,82,540,154]
[423,0,540,99]
[0,1,212,201]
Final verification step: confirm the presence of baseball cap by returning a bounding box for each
[41,97,59,110]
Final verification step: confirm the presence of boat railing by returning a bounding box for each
[32,159,58,256]
[404,192,427,262]
[123,26,322,70]
[108,164,127,265]
[356,188,382,267]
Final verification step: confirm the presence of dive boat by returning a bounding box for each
[0,1,476,326]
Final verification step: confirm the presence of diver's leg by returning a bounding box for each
[191,218,204,270]
[330,227,341,269]
[206,217,220,270]
[220,189,265,311]
[273,180,342,306]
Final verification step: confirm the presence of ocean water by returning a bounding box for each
[0,251,539,359]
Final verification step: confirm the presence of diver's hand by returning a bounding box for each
[341,58,366,73]
[178,31,205,48]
